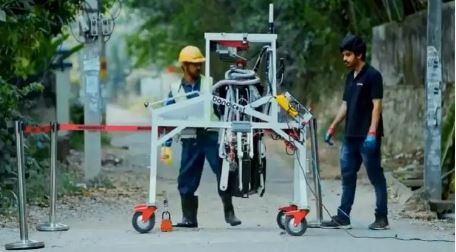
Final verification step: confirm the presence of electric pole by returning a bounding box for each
[82,0,102,180]
[424,0,442,201]
[54,44,72,136]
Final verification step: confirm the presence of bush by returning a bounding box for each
[0,81,49,213]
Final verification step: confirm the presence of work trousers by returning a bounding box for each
[177,131,228,199]
[337,137,388,219]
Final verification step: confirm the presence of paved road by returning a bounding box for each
[1,104,453,252]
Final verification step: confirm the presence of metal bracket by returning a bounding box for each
[231,121,252,133]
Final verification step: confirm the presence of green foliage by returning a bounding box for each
[0,79,48,211]
[441,100,455,200]
[125,0,426,102]
[0,1,84,80]
[60,171,84,195]
[0,0,84,213]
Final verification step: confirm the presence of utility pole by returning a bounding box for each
[78,0,113,180]
[99,0,108,124]
[424,0,442,201]
[82,0,102,180]
[54,44,72,136]
[100,39,107,124]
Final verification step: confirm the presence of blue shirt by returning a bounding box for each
[163,78,201,146]
[165,78,201,105]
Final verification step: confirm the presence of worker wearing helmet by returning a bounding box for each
[162,45,242,228]
[322,34,388,230]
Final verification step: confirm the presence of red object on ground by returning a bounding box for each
[160,211,173,232]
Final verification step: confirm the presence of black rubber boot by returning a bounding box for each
[221,195,241,226]
[174,196,198,228]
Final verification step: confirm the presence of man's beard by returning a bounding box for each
[190,70,201,79]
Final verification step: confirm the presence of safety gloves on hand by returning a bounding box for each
[324,127,335,146]
[363,131,377,151]
[160,146,172,166]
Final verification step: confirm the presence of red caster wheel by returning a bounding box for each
[276,205,297,230]
[132,204,157,233]
[284,209,309,236]
[285,216,308,236]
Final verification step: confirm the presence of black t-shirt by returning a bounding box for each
[342,64,384,138]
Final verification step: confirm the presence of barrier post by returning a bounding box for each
[37,122,69,232]
[5,121,45,250]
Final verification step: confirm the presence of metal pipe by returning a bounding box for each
[268,3,274,33]
[37,122,69,232]
[309,118,322,225]
[5,121,45,250]
[248,131,254,158]
[17,121,28,240]
[237,132,243,192]
[236,88,240,121]
[50,122,57,225]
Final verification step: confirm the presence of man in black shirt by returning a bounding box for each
[321,34,389,230]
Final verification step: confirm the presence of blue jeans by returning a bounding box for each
[178,131,225,198]
[337,137,388,219]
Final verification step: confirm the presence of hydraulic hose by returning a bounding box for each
[211,78,260,93]
[225,68,257,80]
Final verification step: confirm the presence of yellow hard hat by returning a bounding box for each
[178,45,205,63]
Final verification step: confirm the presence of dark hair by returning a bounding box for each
[339,33,366,61]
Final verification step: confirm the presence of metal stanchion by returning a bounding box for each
[37,122,69,232]
[308,118,323,228]
[5,121,45,250]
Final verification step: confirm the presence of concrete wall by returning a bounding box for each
[371,2,455,154]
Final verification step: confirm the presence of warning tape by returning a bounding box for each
[24,125,52,134]
[24,123,297,135]
[59,124,152,132]
[23,124,154,134]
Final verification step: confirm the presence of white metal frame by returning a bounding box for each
[145,32,311,210]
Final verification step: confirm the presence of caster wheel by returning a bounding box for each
[285,216,307,236]
[132,211,155,233]
[276,211,286,230]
